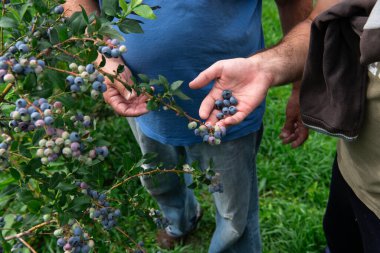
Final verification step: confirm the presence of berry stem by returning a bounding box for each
[115,227,146,253]
[0,82,15,103]
[4,220,53,241]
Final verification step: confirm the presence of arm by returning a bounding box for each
[276,0,313,148]
[189,0,341,127]
[63,0,149,116]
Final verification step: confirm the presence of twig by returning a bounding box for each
[115,227,145,253]
[108,168,190,192]
[18,237,37,253]
[5,221,52,241]
[0,82,15,103]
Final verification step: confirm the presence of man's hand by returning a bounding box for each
[101,59,149,117]
[279,83,309,148]
[189,58,273,127]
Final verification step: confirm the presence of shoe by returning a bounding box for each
[156,205,203,249]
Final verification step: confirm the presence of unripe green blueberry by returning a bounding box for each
[89,73,98,82]
[34,65,43,74]
[42,214,51,221]
[64,139,71,146]
[20,115,30,122]
[29,59,37,68]
[69,62,78,70]
[19,58,28,66]
[188,121,197,130]
[45,140,55,148]
[14,126,21,132]
[88,240,95,248]
[215,138,222,145]
[53,228,63,237]
[36,148,44,157]
[119,45,127,53]
[39,139,47,147]
[53,146,61,154]
[91,89,100,99]
[61,131,69,139]
[77,65,85,73]
[198,125,207,132]
[80,71,89,79]
[85,158,93,165]
[4,73,15,83]
[62,147,72,157]
[68,218,75,226]
[83,115,91,122]
[0,148,6,157]
[44,148,53,157]
[55,138,64,146]
[41,157,49,165]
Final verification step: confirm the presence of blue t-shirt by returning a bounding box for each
[115,1,265,146]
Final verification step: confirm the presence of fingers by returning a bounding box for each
[290,125,309,148]
[189,61,223,89]
[199,88,221,120]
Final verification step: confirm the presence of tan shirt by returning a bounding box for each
[337,63,380,218]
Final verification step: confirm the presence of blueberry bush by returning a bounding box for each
[0,1,222,252]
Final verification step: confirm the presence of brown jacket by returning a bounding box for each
[300,0,380,140]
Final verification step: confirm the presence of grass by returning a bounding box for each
[134,1,337,253]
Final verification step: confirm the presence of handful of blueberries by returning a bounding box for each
[188,90,238,145]
[215,90,238,120]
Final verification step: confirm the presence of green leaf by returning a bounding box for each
[49,28,60,44]
[80,5,89,24]
[101,0,118,16]
[118,19,143,34]
[19,3,32,20]
[0,17,17,28]
[119,0,129,12]
[68,12,87,36]
[27,200,41,213]
[99,55,106,68]
[57,182,77,192]
[133,5,156,20]
[158,75,169,91]
[32,129,45,145]
[146,100,159,111]
[117,64,125,74]
[173,90,191,100]
[9,168,20,180]
[138,74,150,83]
[67,196,91,212]
[98,25,125,41]
[131,0,143,8]
[170,81,183,91]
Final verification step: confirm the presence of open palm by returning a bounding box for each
[190,58,273,127]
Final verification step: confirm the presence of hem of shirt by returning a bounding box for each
[137,120,263,147]
[337,151,380,219]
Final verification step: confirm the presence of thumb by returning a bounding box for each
[189,61,223,89]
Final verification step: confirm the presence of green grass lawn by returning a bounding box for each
[135,1,337,253]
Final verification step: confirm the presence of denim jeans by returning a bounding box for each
[128,118,263,253]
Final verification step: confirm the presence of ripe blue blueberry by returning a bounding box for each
[223,99,230,107]
[229,106,237,115]
[70,84,80,92]
[16,99,27,108]
[222,107,229,115]
[69,132,80,142]
[222,89,232,99]
[229,96,238,105]
[111,48,120,58]
[85,64,95,74]
[214,100,223,110]
[216,112,224,120]
[74,76,84,86]
[12,64,24,74]
[54,5,64,14]
[66,75,75,84]
[18,44,29,53]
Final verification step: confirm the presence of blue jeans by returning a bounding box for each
[128,118,262,253]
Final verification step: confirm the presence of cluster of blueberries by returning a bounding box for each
[0,50,45,84]
[207,173,224,194]
[98,39,127,59]
[36,129,109,165]
[215,90,238,120]
[189,121,227,145]
[9,98,61,133]
[55,224,94,253]
[70,113,92,128]
[65,63,107,99]
[77,182,121,230]
[149,208,169,230]
[0,133,11,170]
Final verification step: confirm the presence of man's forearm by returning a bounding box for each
[276,0,313,34]
[63,0,99,16]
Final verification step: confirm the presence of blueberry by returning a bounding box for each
[54,5,64,14]
[85,64,95,74]
[111,48,120,58]
[12,64,24,74]
[66,75,75,85]
[229,106,237,115]
[203,134,209,143]
[96,74,105,82]
[18,44,29,53]
[214,100,223,110]
[229,96,238,105]
[31,112,41,121]
[223,99,230,107]
[57,238,66,247]
[40,102,51,111]
[74,76,84,85]
[70,84,80,92]
[100,83,107,93]
[101,46,112,58]
[69,132,80,142]
[222,107,229,115]
[216,112,224,120]
[111,39,119,46]
[8,46,18,54]
[222,89,232,99]
[73,227,82,236]
[16,99,27,108]
[37,60,45,68]
[91,81,101,91]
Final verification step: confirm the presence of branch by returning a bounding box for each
[5,221,53,241]
[18,237,37,253]
[115,227,145,253]
[0,82,15,103]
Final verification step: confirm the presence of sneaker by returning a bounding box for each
[156,205,203,249]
